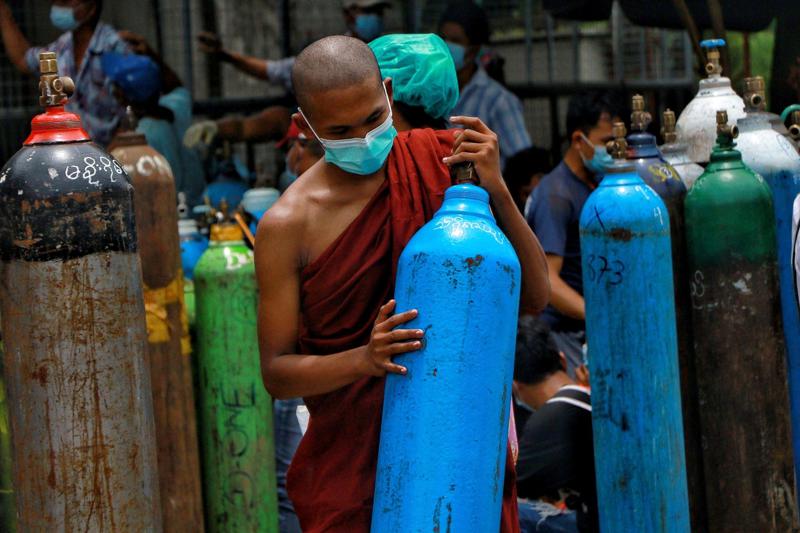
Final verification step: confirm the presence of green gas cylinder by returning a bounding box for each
[194,223,278,532]
[685,110,797,531]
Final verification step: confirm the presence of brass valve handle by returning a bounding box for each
[606,122,628,160]
[788,111,800,142]
[716,110,738,140]
[38,52,74,107]
[743,76,766,111]
[630,94,652,132]
[661,109,677,144]
[451,162,479,185]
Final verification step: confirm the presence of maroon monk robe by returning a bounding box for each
[287,128,520,533]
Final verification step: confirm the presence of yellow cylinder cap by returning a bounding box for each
[210,223,244,242]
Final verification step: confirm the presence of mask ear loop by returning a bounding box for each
[296,108,326,146]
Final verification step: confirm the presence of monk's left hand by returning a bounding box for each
[444,116,506,197]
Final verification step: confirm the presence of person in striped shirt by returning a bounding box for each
[438,1,533,168]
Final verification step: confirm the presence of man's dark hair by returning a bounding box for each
[393,101,447,130]
[504,147,553,190]
[514,315,564,385]
[565,90,626,137]
[438,1,490,46]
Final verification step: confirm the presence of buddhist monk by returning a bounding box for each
[255,35,550,532]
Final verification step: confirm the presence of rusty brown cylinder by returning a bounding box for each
[110,132,205,532]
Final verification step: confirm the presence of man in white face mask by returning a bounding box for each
[254,35,550,532]
[0,0,131,146]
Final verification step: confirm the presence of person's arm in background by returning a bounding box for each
[546,254,585,320]
[118,30,182,93]
[184,106,292,150]
[217,106,292,142]
[196,32,295,91]
[446,116,550,315]
[0,1,32,74]
[197,31,268,80]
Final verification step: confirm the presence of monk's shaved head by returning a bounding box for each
[292,36,383,115]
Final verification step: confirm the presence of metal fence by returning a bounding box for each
[0,0,695,175]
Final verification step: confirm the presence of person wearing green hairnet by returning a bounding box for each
[369,33,459,131]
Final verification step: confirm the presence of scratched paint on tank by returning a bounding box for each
[579,167,690,533]
[371,184,521,533]
[686,132,799,531]
[112,136,205,532]
[194,239,278,532]
[0,253,162,531]
[735,118,800,489]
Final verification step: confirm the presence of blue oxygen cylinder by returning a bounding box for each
[371,164,521,532]
[627,95,704,529]
[580,123,690,532]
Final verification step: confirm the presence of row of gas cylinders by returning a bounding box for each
[374,38,800,533]
[0,44,799,533]
[0,53,281,531]
[579,39,800,532]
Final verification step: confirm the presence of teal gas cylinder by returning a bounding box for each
[372,165,521,532]
[581,123,689,532]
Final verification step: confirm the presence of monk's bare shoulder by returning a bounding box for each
[255,161,325,264]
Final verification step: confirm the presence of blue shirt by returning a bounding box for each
[525,161,591,332]
[138,88,206,207]
[450,68,532,167]
[26,22,129,146]
[266,57,295,92]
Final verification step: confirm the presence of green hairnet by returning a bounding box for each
[369,33,459,120]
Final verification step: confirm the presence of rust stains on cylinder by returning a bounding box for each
[0,53,161,531]
[111,130,205,532]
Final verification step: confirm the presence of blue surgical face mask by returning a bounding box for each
[580,132,613,180]
[50,5,79,31]
[299,85,398,176]
[446,41,466,71]
[353,13,383,42]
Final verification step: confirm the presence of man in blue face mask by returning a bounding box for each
[254,35,550,532]
[525,90,624,376]
[0,0,130,146]
[438,0,533,169]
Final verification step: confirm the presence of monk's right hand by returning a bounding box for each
[360,300,424,377]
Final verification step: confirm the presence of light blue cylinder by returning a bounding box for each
[579,164,690,533]
[371,183,521,532]
[736,113,800,486]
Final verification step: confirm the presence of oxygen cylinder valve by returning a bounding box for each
[743,76,767,111]
[607,122,628,160]
[451,162,478,185]
[630,94,652,132]
[701,39,726,77]
[789,111,800,142]
[38,51,74,107]
[661,109,678,144]
[177,192,189,220]
[716,110,738,146]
